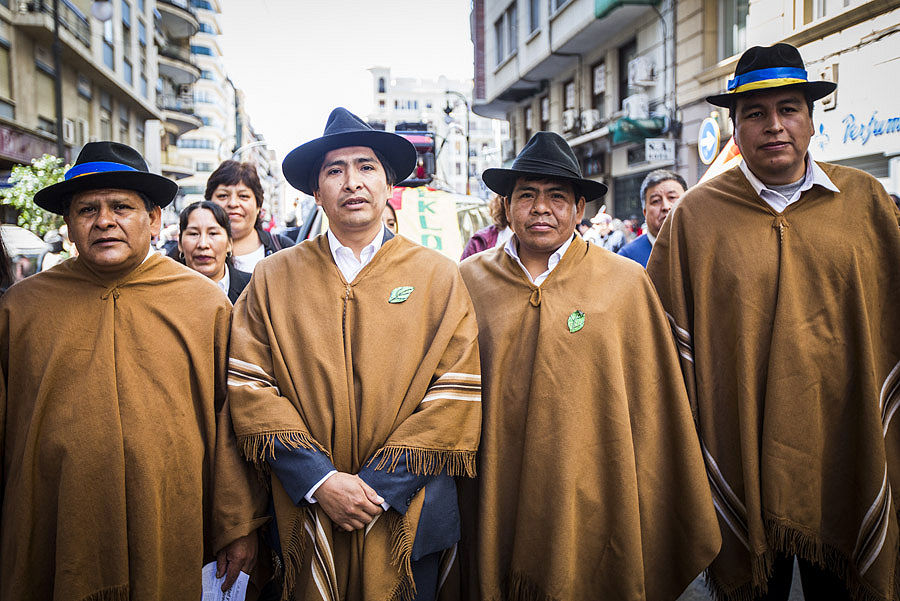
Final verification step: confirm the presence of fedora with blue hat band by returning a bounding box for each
[706,43,836,108]
[33,141,178,215]
[282,107,417,195]
[482,131,608,202]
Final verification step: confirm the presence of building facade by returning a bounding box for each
[0,0,165,182]
[677,0,900,195]
[367,67,507,198]
[472,0,675,218]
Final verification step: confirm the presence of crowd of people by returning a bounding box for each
[1,42,899,601]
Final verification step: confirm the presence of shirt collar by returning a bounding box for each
[327,226,385,259]
[216,264,230,295]
[504,232,575,285]
[740,152,840,199]
[647,231,657,246]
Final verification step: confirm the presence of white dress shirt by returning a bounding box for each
[215,265,230,296]
[306,226,390,509]
[232,244,265,273]
[327,227,385,282]
[740,153,840,213]
[504,233,575,286]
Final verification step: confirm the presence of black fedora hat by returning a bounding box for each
[706,43,836,107]
[482,132,608,201]
[33,141,178,215]
[282,107,417,195]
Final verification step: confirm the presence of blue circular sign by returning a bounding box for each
[698,118,720,165]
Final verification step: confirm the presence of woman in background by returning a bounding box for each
[460,194,512,260]
[205,160,293,272]
[382,201,398,234]
[178,201,251,303]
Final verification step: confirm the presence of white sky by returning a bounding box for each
[218,0,475,163]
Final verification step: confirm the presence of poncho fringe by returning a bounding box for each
[279,509,308,601]
[368,445,477,478]
[239,430,329,464]
[82,585,129,601]
[388,511,416,601]
[500,572,561,601]
[707,519,898,601]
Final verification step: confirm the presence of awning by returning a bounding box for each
[610,117,665,144]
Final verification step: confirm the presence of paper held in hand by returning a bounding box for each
[201,561,249,601]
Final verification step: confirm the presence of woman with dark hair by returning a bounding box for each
[460,193,513,260]
[205,160,293,272]
[178,201,251,303]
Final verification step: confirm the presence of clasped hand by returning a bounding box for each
[313,472,384,531]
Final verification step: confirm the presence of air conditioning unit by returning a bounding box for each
[580,109,601,133]
[563,109,577,132]
[622,94,649,119]
[63,119,75,144]
[628,56,655,87]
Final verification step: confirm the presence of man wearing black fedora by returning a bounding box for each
[648,43,900,601]
[227,108,481,601]
[0,142,269,599]
[456,131,720,600]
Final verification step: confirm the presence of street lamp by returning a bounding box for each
[444,90,471,195]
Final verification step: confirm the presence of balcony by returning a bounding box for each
[160,146,194,180]
[157,42,200,85]
[156,0,199,39]
[157,93,201,135]
[16,0,90,48]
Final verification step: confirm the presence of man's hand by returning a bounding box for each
[313,472,384,531]
[216,532,258,592]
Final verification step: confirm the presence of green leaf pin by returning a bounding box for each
[388,286,415,304]
[567,310,585,333]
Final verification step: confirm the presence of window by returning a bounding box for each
[191,45,214,56]
[119,107,129,143]
[103,20,115,70]
[524,106,534,140]
[592,61,606,119]
[0,42,11,102]
[540,95,550,130]
[198,22,215,34]
[138,20,146,46]
[178,138,215,149]
[139,73,147,98]
[551,0,569,12]
[194,90,213,103]
[191,0,213,10]
[494,3,517,65]
[200,69,214,80]
[529,0,540,33]
[379,99,385,109]
[563,79,576,110]
[619,39,637,105]
[196,161,214,172]
[718,0,748,60]
[121,0,131,27]
[200,116,212,126]
[800,0,848,25]
[137,0,144,12]
[123,58,133,85]
[36,69,56,129]
[100,104,112,140]
[378,77,386,93]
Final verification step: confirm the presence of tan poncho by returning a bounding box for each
[647,164,900,601]
[458,235,721,601]
[228,234,481,601]
[0,253,268,601]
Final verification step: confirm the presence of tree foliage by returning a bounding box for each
[1,154,68,236]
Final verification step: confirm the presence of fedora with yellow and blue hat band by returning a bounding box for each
[33,141,178,216]
[706,43,836,108]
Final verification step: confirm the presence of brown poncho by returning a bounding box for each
[228,234,481,601]
[458,235,721,601]
[647,164,900,601]
[0,253,268,601]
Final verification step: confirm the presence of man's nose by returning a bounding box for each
[95,206,116,227]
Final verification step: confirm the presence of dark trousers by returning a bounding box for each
[758,554,852,601]
[411,551,441,601]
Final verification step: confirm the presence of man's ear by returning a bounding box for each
[313,189,323,207]
[149,206,162,237]
[575,197,586,222]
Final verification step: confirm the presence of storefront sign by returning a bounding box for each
[0,124,59,164]
[841,111,900,146]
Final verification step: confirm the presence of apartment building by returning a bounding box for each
[0,0,163,178]
[472,0,675,217]
[367,67,507,198]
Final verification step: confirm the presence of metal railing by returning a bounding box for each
[158,42,193,65]
[156,93,195,114]
[22,0,90,48]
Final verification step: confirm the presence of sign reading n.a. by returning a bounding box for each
[645,138,675,162]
